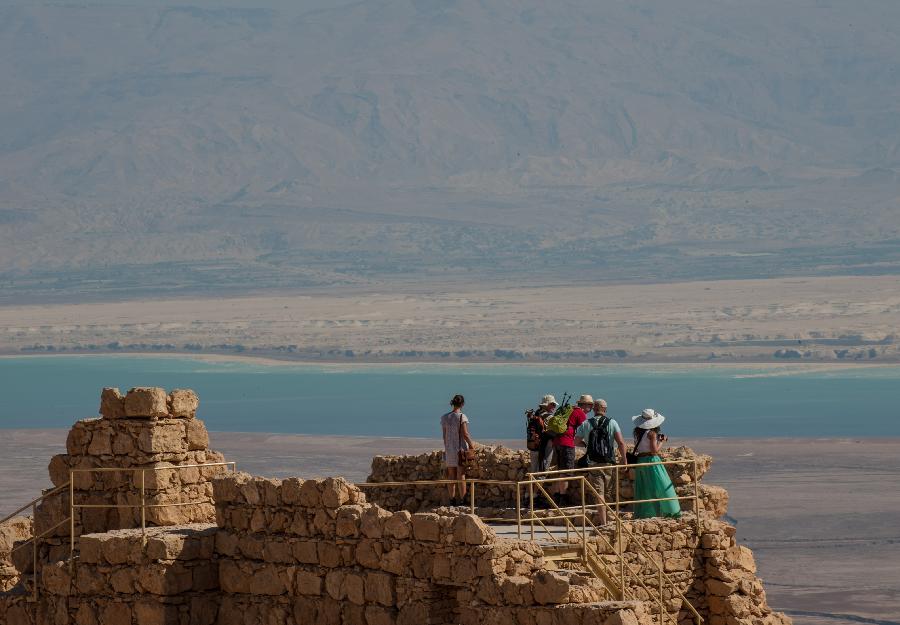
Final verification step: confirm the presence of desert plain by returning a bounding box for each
[2,274,900,363]
[0,430,897,625]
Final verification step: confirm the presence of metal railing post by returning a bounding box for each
[69,473,75,575]
[515,482,522,540]
[580,477,587,564]
[528,480,535,541]
[693,459,701,535]
[31,502,38,602]
[140,469,147,542]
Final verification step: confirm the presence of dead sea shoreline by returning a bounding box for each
[3,351,900,369]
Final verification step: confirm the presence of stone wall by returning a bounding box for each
[366,445,725,518]
[211,473,649,625]
[11,387,228,593]
[0,388,788,625]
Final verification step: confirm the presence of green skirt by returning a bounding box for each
[633,455,681,519]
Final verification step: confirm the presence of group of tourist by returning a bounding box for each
[440,393,681,520]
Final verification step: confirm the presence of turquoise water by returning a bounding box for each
[0,356,898,438]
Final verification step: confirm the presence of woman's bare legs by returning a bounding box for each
[457,468,467,501]
[446,467,458,500]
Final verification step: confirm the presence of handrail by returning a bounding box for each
[581,478,704,624]
[0,483,69,528]
[0,482,71,603]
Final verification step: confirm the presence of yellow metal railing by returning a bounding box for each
[0,483,71,602]
[67,462,237,569]
[359,456,704,625]
[0,461,236,599]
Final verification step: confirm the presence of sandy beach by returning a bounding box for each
[2,275,900,363]
[1,432,897,625]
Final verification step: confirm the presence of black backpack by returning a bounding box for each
[586,416,616,464]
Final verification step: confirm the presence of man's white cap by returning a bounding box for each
[540,394,557,407]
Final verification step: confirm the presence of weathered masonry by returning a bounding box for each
[0,388,790,625]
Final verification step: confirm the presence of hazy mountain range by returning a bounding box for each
[2,0,899,301]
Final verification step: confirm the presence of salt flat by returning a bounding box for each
[1,432,897,625]
[1,274,900,362]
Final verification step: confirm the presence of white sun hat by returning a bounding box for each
[632,408,666,429]
[540,394,558,407]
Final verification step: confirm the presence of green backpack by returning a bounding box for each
[545,406,573,435]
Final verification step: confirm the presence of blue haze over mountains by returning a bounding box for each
[1,0,900,301]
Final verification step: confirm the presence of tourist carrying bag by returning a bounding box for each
[546,405,572,435]
[626,429,646,464]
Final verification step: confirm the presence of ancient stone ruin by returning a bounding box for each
[0,388,790,625]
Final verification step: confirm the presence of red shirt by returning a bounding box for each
[554,407,587,448]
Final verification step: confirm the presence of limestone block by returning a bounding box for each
[138,561,194,595]
[336,505,362,538]
[727,545,757,574]
[364,606,397,625]
[343,572,366,605]
[100,601,131,625]
[168,389,199,418]
[75,604,99,625]
[124,387,169,418]
[66,422,93,455]
[365,572,395,606]
[262,539,293,564]
[75,565,106,595]
[501,576,533,606]
[99,388,126,419]
[295,569,324,596]
[110,568,136,594]
[360,506,392,539]
[299,480,322,508]
[41,561,71,596]
[261,477,283,506]
[320,477,352,508]
[133,600,179,625]
[411,513,441,542]
[532,570,570,605]
[111,431,135,456]
[325,570,346,600]
[136,421,187,454]
[186,419,210,451]
[292,541,319,565]
[452,514,495,545]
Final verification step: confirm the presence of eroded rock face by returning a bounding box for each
[0,516,32,591]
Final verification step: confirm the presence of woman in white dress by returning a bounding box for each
[441,394,476,506]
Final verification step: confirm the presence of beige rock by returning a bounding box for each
[136,421,187,454]
[411,513,442,542]
[360,506,392,539]
[281,478,304,504]
[124,387,169,418]
[365,571,396,606]
[532,570,570,605]
[296,570,323,595]
[336,505,362,538]
[168,389,199,418]
[66,422,93,455]
[343,572,366,605]
[100,601,132,625]
[41,561,71,596]
[320,477,352,508]
[384,510,412,540]
[99,387,126,419]
[299,479,322,508]
[452,514,495,545]
[186,419,210,451]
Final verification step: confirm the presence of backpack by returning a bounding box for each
[586,416,616,464]
[526,413,544,451]
[546,406,573,435]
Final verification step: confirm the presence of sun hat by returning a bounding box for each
[577,394,594,405]
[632,408,665,429]
[539,394,557,407]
